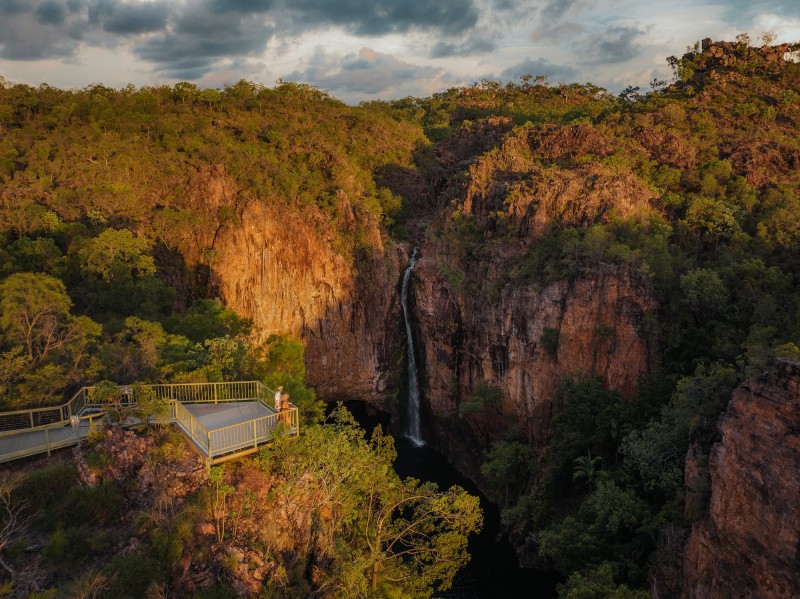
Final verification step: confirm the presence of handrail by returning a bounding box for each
[0,380,298,464]
[0,381,277,434]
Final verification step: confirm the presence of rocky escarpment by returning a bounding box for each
[409,121,659,480]
[212,199,404,405]
[182,166,404,406]
[457,124,656,242]
[412,248,656,477]
[680,359,800,598]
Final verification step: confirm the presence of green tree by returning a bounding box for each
[558,562,649,599]
[573,450,605,492]
[265,408,482,596]
[480,440,533,506]
[682,197,740,252]
[0,272,72,361]
[131,383,169,428]
[78,229,155,282]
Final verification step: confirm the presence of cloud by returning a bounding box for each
[208,0,274,14]
[0,0,85,60]
[124,0,275,77]
[500,56,578,81]
[575,24,647,65]
[90,0,171,35]
[34,0,67,25]
[540,0,592,22]
[430,35,496,58]
[0,0,30,16]
[284,0,480,37]
[531,20,584,43]
[287,47,449,98]
[0,0,487,81]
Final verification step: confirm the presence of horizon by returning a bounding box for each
[0,0,799,104]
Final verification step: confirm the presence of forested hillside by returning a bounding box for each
[402,37,800,597]
[0,36,799,598]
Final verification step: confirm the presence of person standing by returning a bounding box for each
[274,386,283,411]
[281,393,291,424]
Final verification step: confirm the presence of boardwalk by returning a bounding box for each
[0,381,299,466]
[0,420,95,463]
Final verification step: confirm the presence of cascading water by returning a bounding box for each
[401,249,425,446]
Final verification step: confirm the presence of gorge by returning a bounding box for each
[0,37,799,597]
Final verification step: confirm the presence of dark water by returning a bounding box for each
[338,401,560,599]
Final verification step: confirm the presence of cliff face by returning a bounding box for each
[411,246,656,475]
[186,166,404,405]
[682,359,800,598]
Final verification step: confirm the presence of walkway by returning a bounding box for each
[0,381,298,466]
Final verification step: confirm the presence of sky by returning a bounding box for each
[0,0,799,103]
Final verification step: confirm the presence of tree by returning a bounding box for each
[480,440,533,506]
[682,198,740,252]
[90,380,127,423]
[206,466,234,543]
[131,383,169,428]
[558,562,649,599]
[78,228,155,282]
[0,272,72,362]
[265,408,482,596]
[459,382,503,418]
[360,476,482,595]
[573,450,605,492]
[0,473,29,578]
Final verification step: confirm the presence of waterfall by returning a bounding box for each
[401,249,425,446]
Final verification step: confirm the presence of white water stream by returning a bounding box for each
[401,249,424,446]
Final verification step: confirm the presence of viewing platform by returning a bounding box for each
[0,381,299,467]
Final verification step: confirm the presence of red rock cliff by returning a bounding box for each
[182,166,404,406]
[682,359,800,598]
[411,244,656,475]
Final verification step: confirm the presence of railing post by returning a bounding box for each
[45,427,50,456]
[29,412,34,429]
[207,431,211,454]
[214,385,218,404]
[253,420,257,449]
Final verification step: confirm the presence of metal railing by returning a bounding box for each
[0,381,299,464]
[0,412,105,464]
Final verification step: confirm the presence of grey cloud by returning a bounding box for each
[720,0,800,23]
[531,0,592,44]
[34,0,66,25]
[288,47,447,97]
[430,35,496,58]
[0,0,30,16]
[0,0,488,75]
[0,0,85,60]
[531,20,584,43]
[134,4,274,77]
[541,0,588,22]
[285,0,480,37]
[208,0,274,14]
[0,19,80,59]
[576,25,646,65]
[91,0,170,35]
[501,56,578,81]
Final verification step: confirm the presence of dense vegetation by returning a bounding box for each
[0,71,486,598]
[426,37,800,597]
[1,408,480,597]
[0,36,799,598]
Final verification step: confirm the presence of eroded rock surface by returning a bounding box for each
[682,359,800,598]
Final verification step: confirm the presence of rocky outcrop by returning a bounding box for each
[458,125,655,243]
[682,359,800,598]
[210,193,404,405]
[695,37,793,72]
[412,247,656,477]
